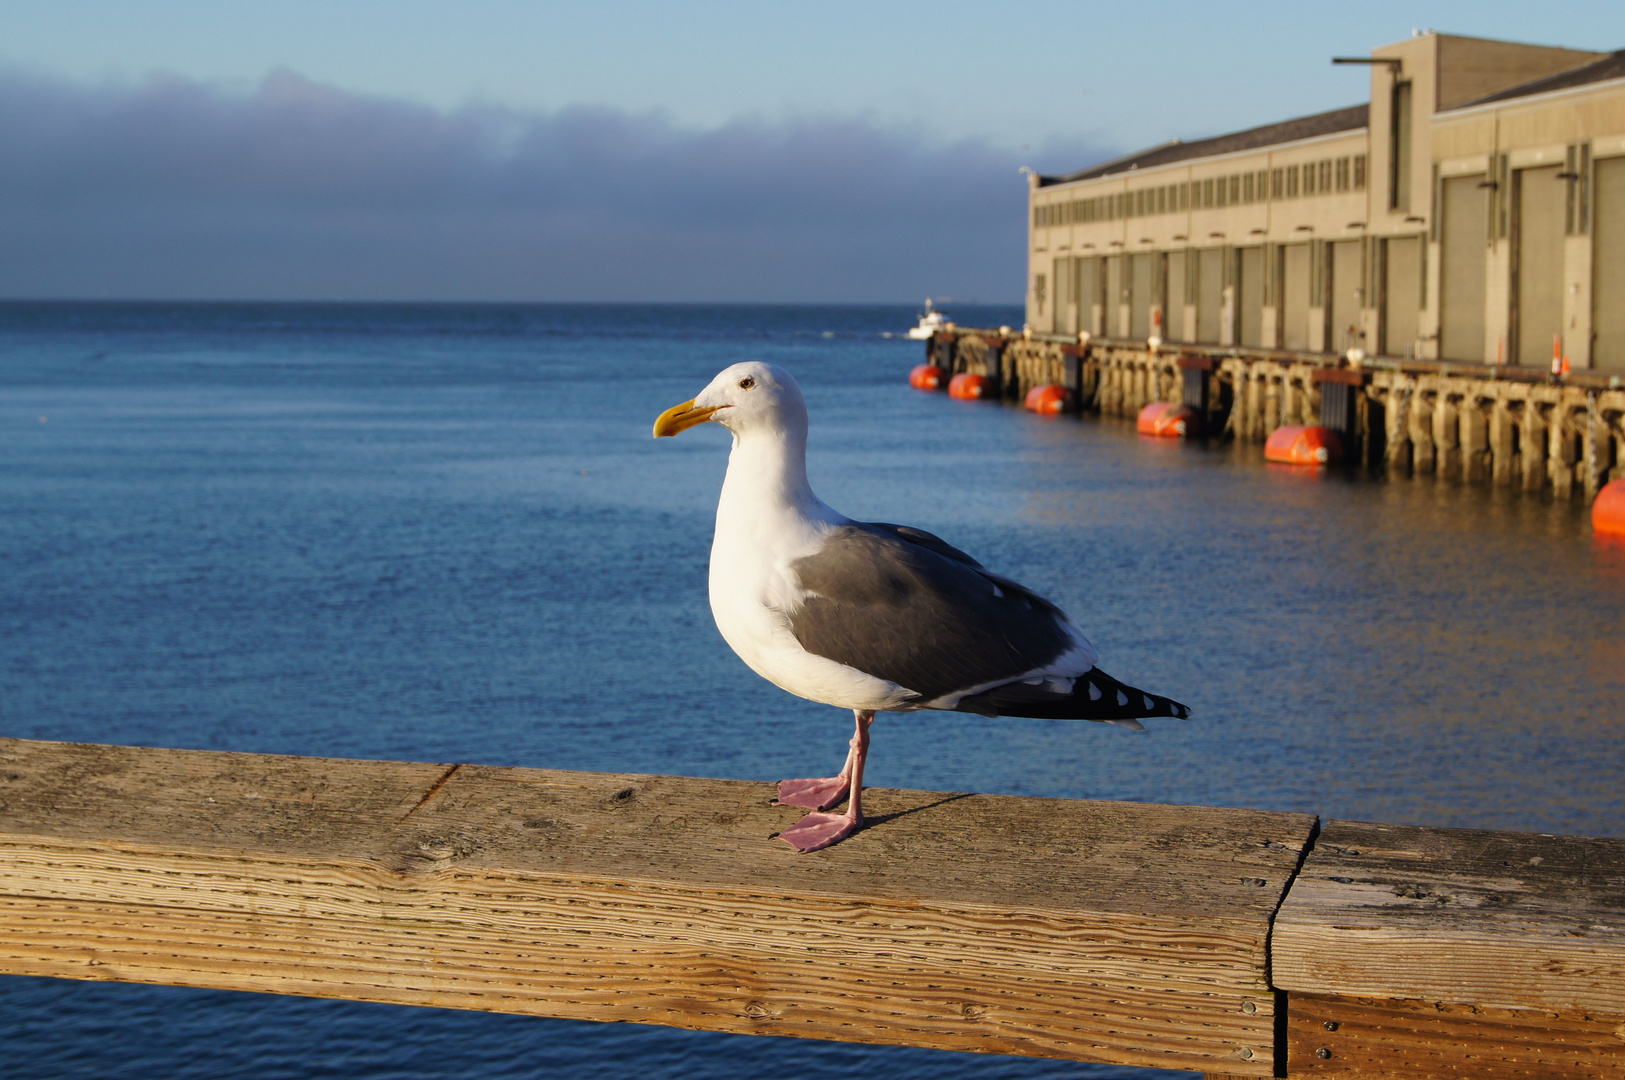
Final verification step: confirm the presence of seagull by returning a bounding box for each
[654,362,1189,853]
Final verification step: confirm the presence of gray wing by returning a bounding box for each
[787,522,1078,704]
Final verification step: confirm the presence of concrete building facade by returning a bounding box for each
[1028,33,1625,371]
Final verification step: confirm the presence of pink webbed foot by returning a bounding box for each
[774,775,849,810]
[777,811,860,853]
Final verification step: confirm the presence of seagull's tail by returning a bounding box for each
[954,667,1189,729]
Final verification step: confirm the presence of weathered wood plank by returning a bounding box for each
[1272,820,1625,1015]
[1287,991,1625,1079]
[0,738,1314,1074]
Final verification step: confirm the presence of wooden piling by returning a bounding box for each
[1523,401,1549,491]
[1433,393,1461,480]
[1461,396,1489,483]
[1384,380,1413,474]
[1553,406,1578,500]
[1489,398,1515,484]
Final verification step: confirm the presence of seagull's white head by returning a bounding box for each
[652,362,807,443]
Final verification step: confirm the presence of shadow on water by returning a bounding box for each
[1,301,1619,1080]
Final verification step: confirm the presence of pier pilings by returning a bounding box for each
[927,329,1625,503]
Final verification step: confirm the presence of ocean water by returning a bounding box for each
[1,302,1621,1080]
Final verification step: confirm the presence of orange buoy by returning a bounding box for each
[1135,402,1198,437]
[1024,384,1071,415]
[908,364,944,390]
[1136,402,1172,434]
[1593,479,1625,537]
[1264,425,1344,465]
[948,372,988,400]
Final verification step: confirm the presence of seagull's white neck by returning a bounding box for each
[715,417,845,549]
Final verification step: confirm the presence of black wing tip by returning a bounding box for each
[954,667,1193,723]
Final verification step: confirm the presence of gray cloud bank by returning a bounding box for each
[0,68,1111,302]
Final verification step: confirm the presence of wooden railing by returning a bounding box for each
[1,737,1621,1078]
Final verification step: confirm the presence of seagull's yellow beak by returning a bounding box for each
[653,399,726,438]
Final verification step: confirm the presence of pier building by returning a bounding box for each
[1027,32,1625,371]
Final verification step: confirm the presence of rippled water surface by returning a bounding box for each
[2,302,1621,1080]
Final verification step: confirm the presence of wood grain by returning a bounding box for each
[1287,991,1625,1079]
[0,738,1315,1074]
[1272,820,1625,1014]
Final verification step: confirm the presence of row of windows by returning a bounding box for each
[1033,155,1368,228]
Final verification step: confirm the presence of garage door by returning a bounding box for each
[1281,243,1311,350]
[1131,253,1154,339]
[1330,240,1363,354]
[1197,248,1223,343]
[1516,165,1565,365]
[1440,174,1487,361]
[1384,236,1421,358]
[1238,246,1265,347]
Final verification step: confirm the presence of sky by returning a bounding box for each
[2,1,1622,303]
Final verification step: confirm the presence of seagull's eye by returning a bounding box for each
[738,377,755,390]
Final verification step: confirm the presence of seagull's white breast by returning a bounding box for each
[707,440,917,713]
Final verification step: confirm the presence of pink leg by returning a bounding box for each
[774,708,864,810]
[779,710,872,853]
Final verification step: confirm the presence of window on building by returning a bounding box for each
[1353,154,1368,190]
[1244,173,1254,203]
[1202,178,1214,208]
[1179,183,1190,210]
[1230,175,1241,204]
[1156,186,1167,214]
[1391,80,1413,210]
[1320,160,1333,194]
[1286,165,1299,198]
[1271,168,1284,199]
[1216,177,1228,208]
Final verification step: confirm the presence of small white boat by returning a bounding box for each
[906,299,948,340]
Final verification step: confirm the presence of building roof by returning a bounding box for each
[1454,48,1625,108]
[1038,103,1369,187]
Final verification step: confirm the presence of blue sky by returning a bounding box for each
[2,2,1622,302]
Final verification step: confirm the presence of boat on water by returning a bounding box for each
[906,299,948,340]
